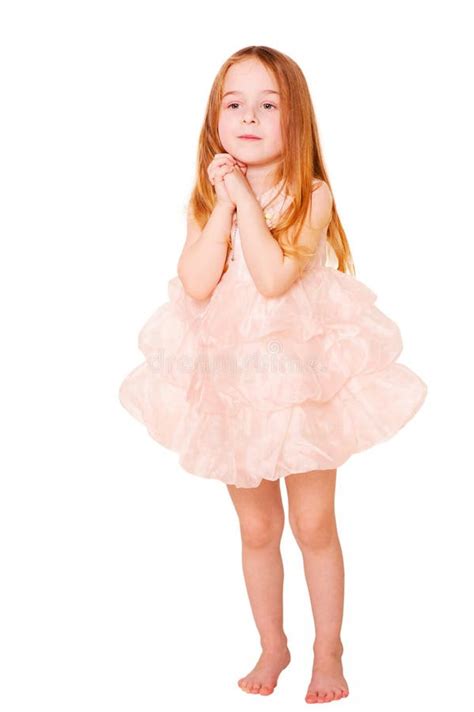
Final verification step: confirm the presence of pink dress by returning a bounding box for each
[119,180,428,488]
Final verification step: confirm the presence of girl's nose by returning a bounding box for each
[242,108,257,123]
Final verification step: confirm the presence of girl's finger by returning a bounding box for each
[211,164,236,179]
[211,159,236,173]
[208,162,233,182]
[210,163,235,185]
[215,153,244,166]
[211,154,237,167]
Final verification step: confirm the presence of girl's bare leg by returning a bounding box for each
[285,468,349,704]
[226,477,291,695]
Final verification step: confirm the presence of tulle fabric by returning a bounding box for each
[119,183,427,488]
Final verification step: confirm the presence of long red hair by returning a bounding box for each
[187,45,356,277]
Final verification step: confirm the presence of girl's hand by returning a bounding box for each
[222,163,256,208]
[207,153,247,209]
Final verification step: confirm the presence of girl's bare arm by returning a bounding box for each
[177,202,235,300]
[236,181,333,298]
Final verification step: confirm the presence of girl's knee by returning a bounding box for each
[239,513,285,548]
[289,511,337,550]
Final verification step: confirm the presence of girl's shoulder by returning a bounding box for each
[309,178,333,229]
[283,178,332,207]
[311,177,332,198]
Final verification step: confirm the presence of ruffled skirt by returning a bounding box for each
[119,264,428,488]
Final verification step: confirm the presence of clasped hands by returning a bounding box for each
[207,153,258,210]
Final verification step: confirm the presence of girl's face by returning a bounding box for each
[218,59,283,167]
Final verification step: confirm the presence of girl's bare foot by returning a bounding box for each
[238,644,291,695]
[305,641,349,704]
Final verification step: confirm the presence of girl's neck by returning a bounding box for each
[245,165,281,199]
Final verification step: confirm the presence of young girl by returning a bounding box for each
[119,46,427,704]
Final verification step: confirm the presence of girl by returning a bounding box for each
[119,46,427,703]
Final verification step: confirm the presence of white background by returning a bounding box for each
[1,1,472,710]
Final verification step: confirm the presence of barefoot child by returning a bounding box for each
[119,45,427,703]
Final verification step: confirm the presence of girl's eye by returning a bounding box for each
[227,102,277,110]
